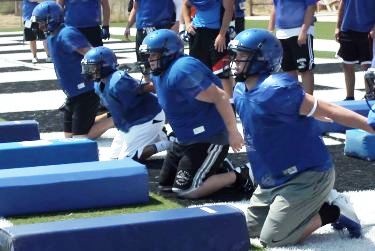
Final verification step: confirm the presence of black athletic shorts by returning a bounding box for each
[78,26,103,47]
[63,91,100,135]
[24,25,45,41]
[279,35,315,72]
[159,142,229,196]
[337,30,373,65]
[188,27,231,79]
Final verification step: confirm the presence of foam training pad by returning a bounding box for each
[318,100,375,134]
[0,158,148,216]
[0,138,98,169]
[344,129,375,161]
[0,205,249,251]
[0,120,40,143]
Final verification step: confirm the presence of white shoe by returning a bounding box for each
[31,57,38,64]
[329,190,362,238]
[45,56,52,63]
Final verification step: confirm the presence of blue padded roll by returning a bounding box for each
[0,205,249,251]
[318,100,375,134]
[0,120,40,143]
[344,129,375,161]
[0,138,98,169]
[0,158,148,216]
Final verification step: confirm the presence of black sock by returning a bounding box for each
[319,202,340,226]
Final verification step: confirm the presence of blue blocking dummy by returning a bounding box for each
[0,138,98,169]
[344,129,375,161]
[318,100,375,134]
[0,158,148,216]
[0,205,249,251]
[0,120,40,143]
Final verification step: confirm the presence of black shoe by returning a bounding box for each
[235,163,256,193]
[222,158,235,172]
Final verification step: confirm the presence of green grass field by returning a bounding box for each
[9,193,182,225]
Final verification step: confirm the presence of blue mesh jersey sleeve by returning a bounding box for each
[260,74,305,123]
[60,27,91,54]
[168,56,222,99]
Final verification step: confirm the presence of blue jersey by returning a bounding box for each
[135,0,175,29]
[192,0,222,29]
[234,73,332,188]
[235,0,245,18]
[152,56,227,144]
[273,0,316,29]
[22,0,38,21]
[63,0,102,27]
[48,25,93,97]
[341,0,375,32]
[94,71,162,132]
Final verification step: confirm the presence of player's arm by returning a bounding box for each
[298,3,316,46]
[76,46,92,56]
[268,4,275,32]
[335,0,344,41]
[195,84,244,152]
[299,94,375,133]
[182,0,195,35]
[101,0,110,26]
[124,0,137,39]
[215,0,234,52]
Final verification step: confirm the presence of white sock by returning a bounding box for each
[154,140,171,152]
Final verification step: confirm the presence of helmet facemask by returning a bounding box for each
[229,43,259,82]
[81,60,102,82]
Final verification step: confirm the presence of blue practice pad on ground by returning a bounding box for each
[0,158,148,216]
[344,129,375,161]
[0,138,98,169]
[0,205,249,251]
[318,100,375,134]
[0,120,40,143]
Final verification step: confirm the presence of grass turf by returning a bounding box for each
[9,193,182,225]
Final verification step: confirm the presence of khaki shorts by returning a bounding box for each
[246,167,335,247]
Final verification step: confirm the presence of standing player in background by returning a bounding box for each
[32,1,99,138]
[335,0,375,100]
[56,0,111,47]
[124,0,182,83]
[268,0,317,95]
[22,0,50,63]
[229,28,371,247]
[182,0,235,103]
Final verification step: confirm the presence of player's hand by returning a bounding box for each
[101,26,110,40]
[334,28,340,42]
[124,27,131,40]
[214,33,226,52]
[228,130,244,153]
[186,23,196,36]
[297,31,307,46]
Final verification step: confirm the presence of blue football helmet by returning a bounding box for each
[228,28,282,80]
[139,29,184,75]
[31,2,63,35]
[81,46,118,81]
